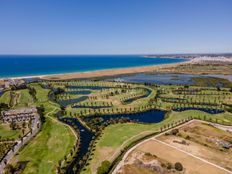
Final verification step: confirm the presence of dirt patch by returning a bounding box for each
[117,121,232,174]
[157,121,232,172]
[135,140,228,174]
[91,146,114,173]
[117,150,181,174]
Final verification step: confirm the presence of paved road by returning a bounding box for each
[0,116,41,173]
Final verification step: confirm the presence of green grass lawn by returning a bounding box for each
[0,124,21,139]
[1,83,75,174]
[29,83,60,116]
[0,89,34,108]
[15,89,34,108]
[81,110,232,174]
[0,91,11,105]
[29,83,50,102]
[11,117,76,174]
[3,81,232,174]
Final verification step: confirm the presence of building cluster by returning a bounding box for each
[0,79,25,91]
[1,107,38,123]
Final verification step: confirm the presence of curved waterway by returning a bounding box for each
[60,109,166,174]
[84,109,165,125]
[58,96,88,107]
[123,88,152,104]
[72,105,112,109]
[173,107,224,114]
[65,90,92,95]
[59,107,223,173]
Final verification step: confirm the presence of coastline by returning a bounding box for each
[0,56,186,80]
[0,60,190,81]
[41,61,189,80]
[1,55,232,81]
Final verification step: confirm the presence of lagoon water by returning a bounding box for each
[0,55,185,78]
[112,73,232,85]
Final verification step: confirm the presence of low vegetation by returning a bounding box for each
[10,117,76,174]
[1,78,232,174]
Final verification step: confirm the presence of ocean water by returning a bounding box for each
[0,55,186,78]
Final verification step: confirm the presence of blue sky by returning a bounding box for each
[0,0,231,54]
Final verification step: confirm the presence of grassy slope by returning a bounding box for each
[0,124,21,139]
[29,83,50,103]
[29,83,60,116]
[15,89,34,108]
[82,110,232,174]
[12,117,75,174]
[0,89,34,108]
[0,91,11,105]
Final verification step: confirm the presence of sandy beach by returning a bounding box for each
[3,55,232,81]
[41,61,188,80]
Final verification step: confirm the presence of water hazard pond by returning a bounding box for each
[59,109,166,174]
[59,107,224,174]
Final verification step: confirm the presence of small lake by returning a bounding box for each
[84,109,166,125]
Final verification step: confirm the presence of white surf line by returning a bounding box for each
[153,139,232,174]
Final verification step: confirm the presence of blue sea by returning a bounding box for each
[0,55,186,78]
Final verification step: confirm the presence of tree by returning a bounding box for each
[175,162,183,171]
[171,129,179,135]
[10,121,16,130]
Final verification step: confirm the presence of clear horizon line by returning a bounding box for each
[0,52,231,56]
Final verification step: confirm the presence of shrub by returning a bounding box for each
[175,162,183,171]
[97,160,111,174]
[166,162,172,170]
[171,129,179,135]
[185,135,191,140]
[161,163,166,168]
[145,152,152,156]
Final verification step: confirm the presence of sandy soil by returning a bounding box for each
[133,140,229,174]
[158,136,232,171]
[41,62,186,80]
[117,150,180,174]
[157,122,232,171]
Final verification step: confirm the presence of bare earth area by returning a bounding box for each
[116,120,232,174]
[157,121,232,172]
[117,140,228,174]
